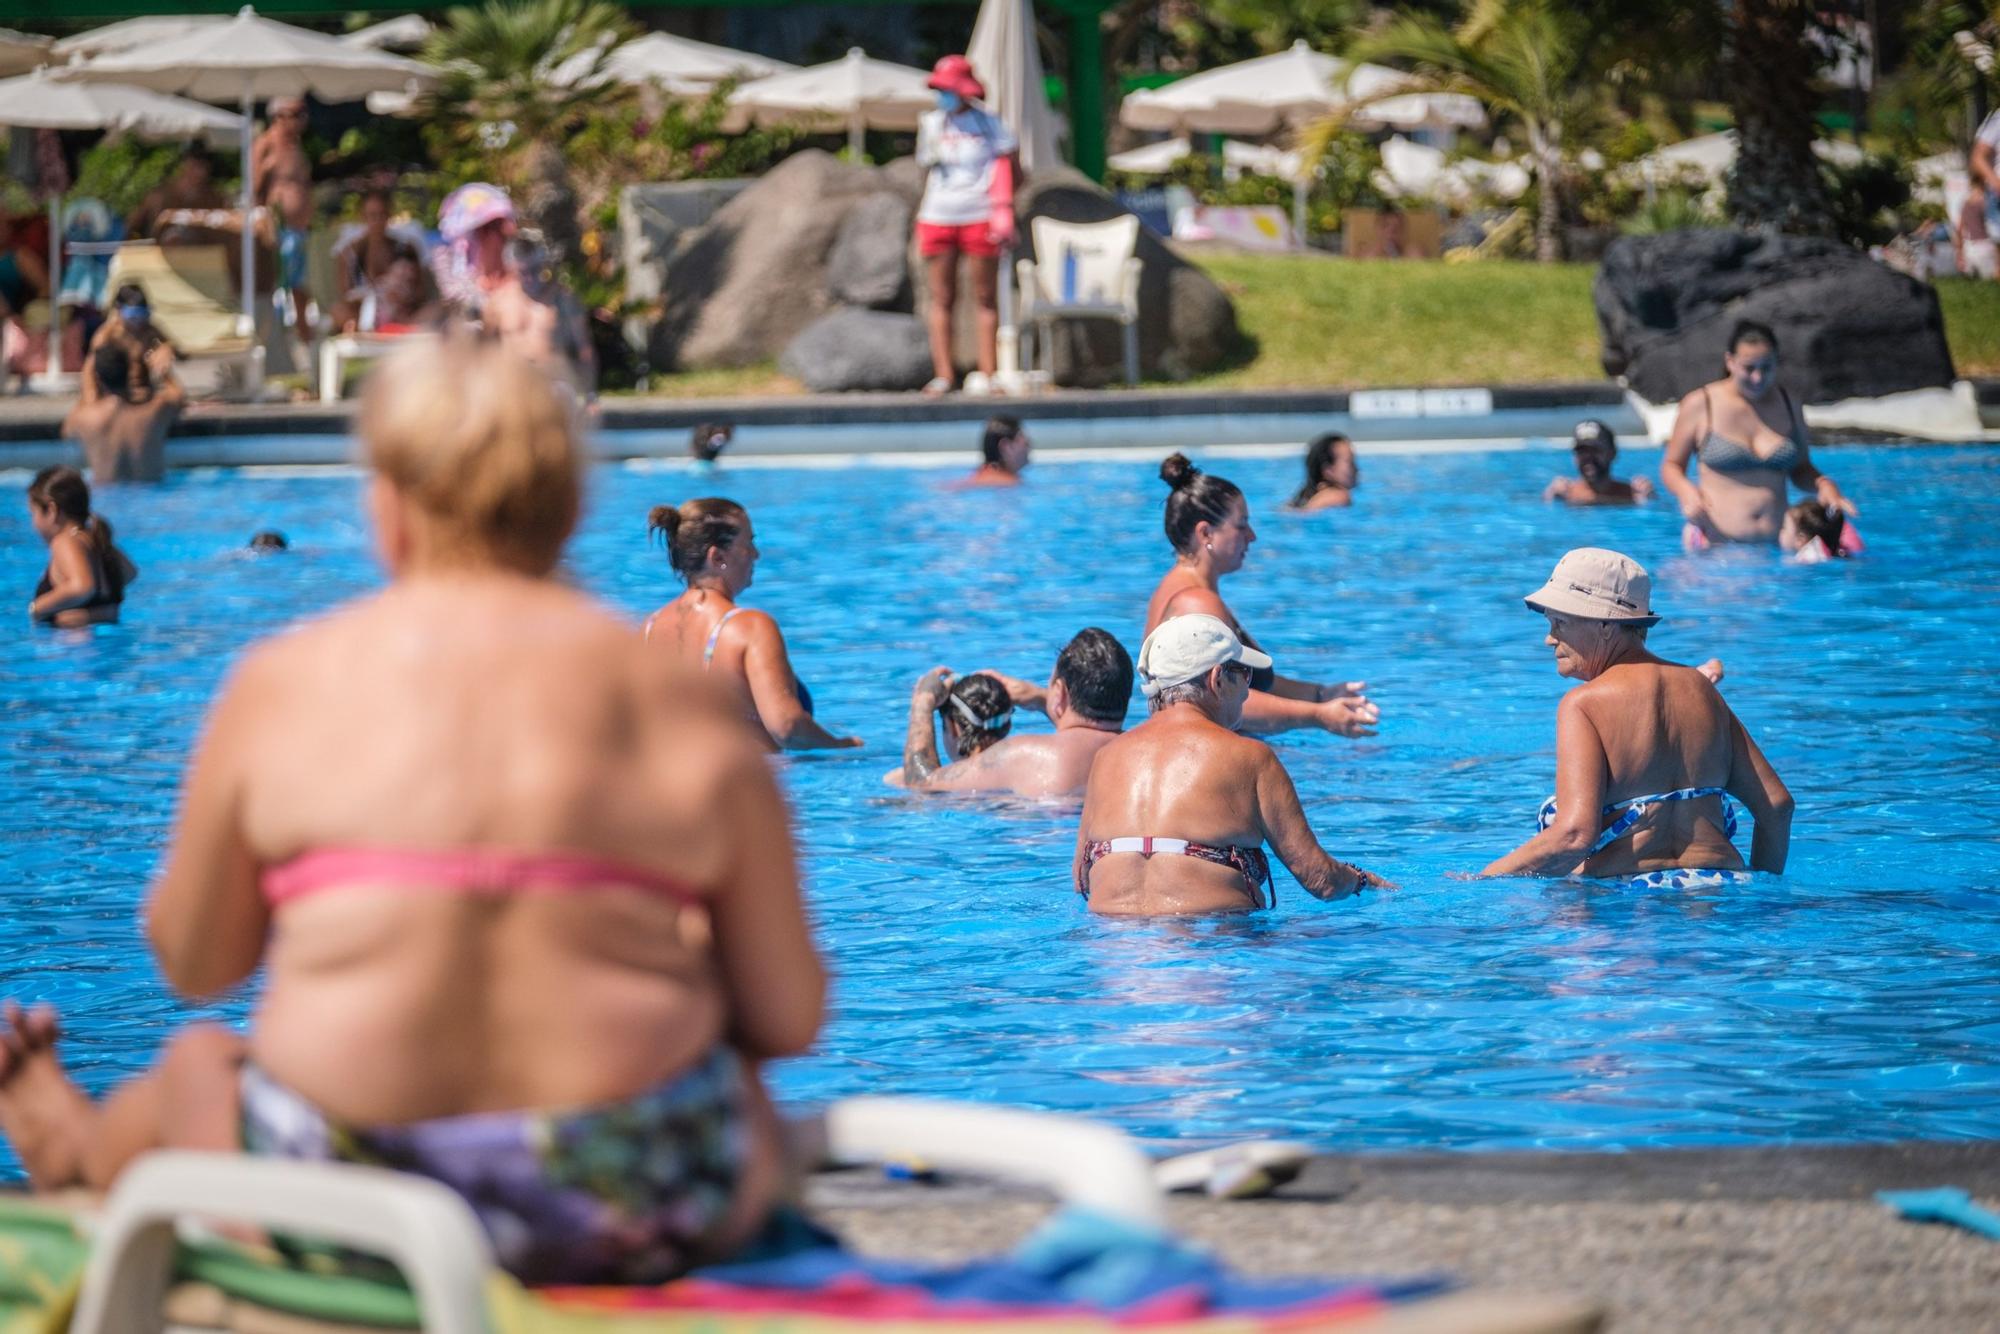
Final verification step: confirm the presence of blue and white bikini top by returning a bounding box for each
[1538,786,1738,857]
[1697,386,1803,475]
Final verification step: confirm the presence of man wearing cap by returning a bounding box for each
[1542,420,1653,506]
[890,628,1134,799]
[1481,549,1792,885]
[1074,614,1390,915]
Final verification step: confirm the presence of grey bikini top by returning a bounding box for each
[1697,385,1802,475]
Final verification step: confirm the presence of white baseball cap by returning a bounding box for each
[1137,613,1273,696]
[1524,547,1660,625]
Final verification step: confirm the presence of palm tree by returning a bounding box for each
[421,0,637,266]
[1340,0,1603,262]
[1724,0,1835,236]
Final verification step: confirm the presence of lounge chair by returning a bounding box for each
[1014,216,1144,386]
[103,241,261,396]
[2,1098,1602,1334]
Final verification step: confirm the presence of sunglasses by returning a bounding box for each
[1217,661,1253,683]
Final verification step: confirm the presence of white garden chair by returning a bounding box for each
[1015,215,1143,385]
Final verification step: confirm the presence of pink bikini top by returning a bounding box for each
[261,847,704,909]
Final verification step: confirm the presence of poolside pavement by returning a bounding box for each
[812,1140,2000,1332]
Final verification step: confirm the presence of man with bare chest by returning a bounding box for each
[252,97,315,326]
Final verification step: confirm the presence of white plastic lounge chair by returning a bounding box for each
[104,241,261,393]
[70,1097,1162,1334]
[1014,216,1143,385]
[52,1100,1601,1334]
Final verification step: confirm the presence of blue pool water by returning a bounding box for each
[3,441,1999,1178]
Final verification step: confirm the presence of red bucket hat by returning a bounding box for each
[927,54,985,101]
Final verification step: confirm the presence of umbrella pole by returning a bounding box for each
[996,243,1020,390]
[240,84,256,340]
[1292,174,1307,249]
[38,192,62,393]
[849,114,864,162]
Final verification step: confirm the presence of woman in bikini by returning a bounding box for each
[26,465,137,627]
[1145,453,1378,737]
[1480,549,1793,890]
[1288,433,1359,511]
[642,498,860,751]
[1661,320,1857,549]
[1075,613,1390,916]
[0,338,824,1286]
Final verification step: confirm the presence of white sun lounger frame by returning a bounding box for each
[70,1095,1164,1334]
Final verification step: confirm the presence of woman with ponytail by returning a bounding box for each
[642,499,860,751]
[1144,453,1378,738]
[26,466,136,627]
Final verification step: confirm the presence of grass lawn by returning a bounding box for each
[1936,277,2000,376]
[1182,253,1604,389]
[622,255,2000,397]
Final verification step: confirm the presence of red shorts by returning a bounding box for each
[916,220,1000,258]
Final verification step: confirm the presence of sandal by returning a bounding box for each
[921,376,953,397]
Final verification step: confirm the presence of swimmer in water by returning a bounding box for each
[642,499,860,751]
[1288,433,1358,510]
[1479,548,1792,889]
[1074,614,1391,915]
[689,423,733,464]
[248,530,289,552]
[1147,453,1377,737]
[957,417,1030,488]
[1780,499,1856,563]
[62,342,185,484]
[26,466,137,627]
[1543,420,1652,506]
[1661,320,1856,549]
[897,669,1012,777]
[890,628,1134,798]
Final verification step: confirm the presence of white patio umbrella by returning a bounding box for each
[1108,137,1193,173]
[1629,130,1863,192]
[557,31,794,95]
[57,6,434,340]
[1353,91,1486,133]
[50,16,225,62]
[0,28,50,77]
[339,15,432,51]
[967,0,1062,390]
[967,0,1061,173]
[728,48,932,157]
[0,68,245,389]
[1120,41,1412,136]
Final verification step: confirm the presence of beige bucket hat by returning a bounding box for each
[1524,548,1661,625]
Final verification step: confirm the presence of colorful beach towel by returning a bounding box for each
[0,1195,1453,1332]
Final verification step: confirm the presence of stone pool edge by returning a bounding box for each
[0,383,1641,471]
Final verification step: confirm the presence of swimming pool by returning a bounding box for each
[3,442,1998,1178]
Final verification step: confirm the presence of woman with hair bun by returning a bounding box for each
[1145,453,1378,738]
[643,499,860,751]
[26,465,137,627]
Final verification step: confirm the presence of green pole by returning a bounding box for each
[1052,0,1107,181]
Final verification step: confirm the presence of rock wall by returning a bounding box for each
[652,151,1243,390]
[1596,229,1955,404]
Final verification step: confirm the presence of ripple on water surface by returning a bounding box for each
[2,444,1998,1178]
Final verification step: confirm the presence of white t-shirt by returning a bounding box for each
[1978,109,2000,151]
[916,107,1017,226]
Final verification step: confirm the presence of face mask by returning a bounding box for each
[118,305,149,325]
[935,91,962,113]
